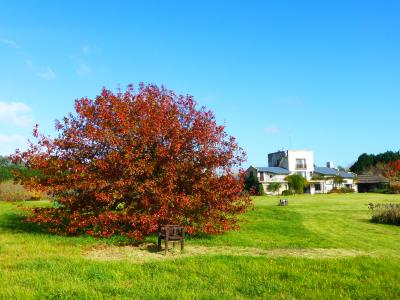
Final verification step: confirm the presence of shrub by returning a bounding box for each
[390,182,400,194]
[0,180,33,201]
[244,174,260,195]
[258,183,265,196]
[369,187,393,194]
[370,203,400,226]
[328,187,355,194]
[12,84,251,239]
[267,182,281,194]
[281,190,293,196]
[285,174,308,194]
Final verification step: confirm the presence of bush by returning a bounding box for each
[328,187,355,194]
[370,203,400,226]
[0,180,33,201]
[258,183,265,196]
[285,174,308,194]
[244,174,260,195]
[390,183,400,194]
[281,190,293,196]
[267,182,281,194]
[369,187,393,194]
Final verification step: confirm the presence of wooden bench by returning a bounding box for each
[279,199,288,206]
[158,225,185,255]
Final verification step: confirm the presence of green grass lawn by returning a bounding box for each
[1,194,400,299]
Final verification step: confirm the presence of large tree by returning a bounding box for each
[12,84,251,239]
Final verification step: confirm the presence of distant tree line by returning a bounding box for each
[0,155,41,182]
[350,151,400,174]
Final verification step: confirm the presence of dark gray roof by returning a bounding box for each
[314,167,338,176]
[314,167,356,179]
[357,174,389,184]
[254,167,290,175]
[338,171,356,179]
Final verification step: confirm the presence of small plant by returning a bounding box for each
[267,182,281,194]
[258,183,266,196]
[369,203,400,226]
[328,187,355,194]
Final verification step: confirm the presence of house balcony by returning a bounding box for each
[295,165,307,170]
[261,178,287,183]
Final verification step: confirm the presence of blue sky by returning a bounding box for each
[1,0,399,168]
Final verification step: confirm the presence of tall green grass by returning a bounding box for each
[1,194,400,299]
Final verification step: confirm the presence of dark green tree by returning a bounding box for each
[350,151,400,174]
[244,173,260,195]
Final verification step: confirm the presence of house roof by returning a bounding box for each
[314,167,356,179]
[254,167,290,175]
[338,171,356,179]
[357,174,389,184]
[314,167,338,176]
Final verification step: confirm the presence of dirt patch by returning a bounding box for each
[83,243,371,264]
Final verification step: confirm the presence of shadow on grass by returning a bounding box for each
[146,243,160,253]
[0,211,49,235]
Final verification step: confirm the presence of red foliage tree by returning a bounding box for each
[383,160,400,180]
[12,84,250,239]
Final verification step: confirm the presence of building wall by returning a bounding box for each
[268,151,287,167]
[318,178,357,193]
[287,150,314,180]
[245,166,258,179]
[262,182,289,195]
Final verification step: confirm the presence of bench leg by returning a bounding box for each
[165,238,169,255]
[180,238,184,252]
[158,237,162,250]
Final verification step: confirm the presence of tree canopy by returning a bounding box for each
[12,84,251,239]
[350,151,400,174]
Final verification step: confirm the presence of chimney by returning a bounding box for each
[326,161,334,169]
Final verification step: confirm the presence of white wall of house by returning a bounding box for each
[287,150,314,180]
[311,177,357,193]
[261,173,287,183]
[262,182,289,195]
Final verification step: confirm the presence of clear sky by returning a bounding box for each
[1,0,399,168]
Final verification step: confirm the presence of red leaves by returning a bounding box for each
[13,84,251,239]
[383,160,400,179]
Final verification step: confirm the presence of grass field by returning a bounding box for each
[1,193,400,299]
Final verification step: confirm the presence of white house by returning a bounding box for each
[246,150,357,195]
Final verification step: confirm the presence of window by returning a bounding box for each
[315,183,321,191]
[259,172,264,181]
[270,175,273,178]
[296,159,307,169]
[249,171,253,177]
